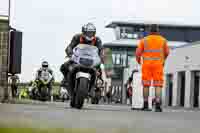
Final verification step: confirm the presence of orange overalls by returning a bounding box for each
[136,34,169,87]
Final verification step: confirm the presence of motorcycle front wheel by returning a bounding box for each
[74,78,89,109]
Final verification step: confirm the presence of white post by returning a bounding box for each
[148,85,155,109]
[172,72,181,107]
[184,71,194,108]
[162,75,169,107]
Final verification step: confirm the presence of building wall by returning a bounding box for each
[164,42,200,108]
[0,19,9,32]
[165,42,200,73]
[0,19,9,101]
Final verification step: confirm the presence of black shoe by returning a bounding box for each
[131,107,136,110]
[155,102,163,112]
[141,101,152,111]
[155,107,162,112]
[131,107,142,111]
[141,107,152,111]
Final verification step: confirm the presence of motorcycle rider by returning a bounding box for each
[35,61,55,99]
[60,23,103,96]
[9,74,20,98]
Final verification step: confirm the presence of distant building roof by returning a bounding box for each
[173,41,200,49]
[106,21,200,29]
[103,39,137,48]
[103,39,187,48]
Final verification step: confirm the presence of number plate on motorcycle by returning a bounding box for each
[80,58,93,66]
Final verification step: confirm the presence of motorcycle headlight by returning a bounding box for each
[79,58,93,66]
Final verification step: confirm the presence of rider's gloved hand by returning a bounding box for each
[66,47,73,58]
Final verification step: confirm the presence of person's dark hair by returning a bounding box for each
[150,24,159,32]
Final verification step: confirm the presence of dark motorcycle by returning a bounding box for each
[35,72,53,101]
[67,44,101,109]
[91,70,104,104]
[37,80,50,101]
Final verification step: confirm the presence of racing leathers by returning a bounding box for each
[35,68,55,97]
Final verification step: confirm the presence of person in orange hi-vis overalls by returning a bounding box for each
[136,24,170,112]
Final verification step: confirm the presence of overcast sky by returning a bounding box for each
[0,0,200,82]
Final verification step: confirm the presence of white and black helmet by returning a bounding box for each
[42,61,48,68]
[82,23,96,41]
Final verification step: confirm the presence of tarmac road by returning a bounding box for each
[0,103,200,133]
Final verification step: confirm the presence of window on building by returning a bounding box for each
[120,27,145,39]
[112,49,128,67]
[112,68,123,80]
[116,54,121,65]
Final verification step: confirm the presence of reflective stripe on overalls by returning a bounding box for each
[153,80,163,85]
[142,80,151,85]
[142,38,165,61]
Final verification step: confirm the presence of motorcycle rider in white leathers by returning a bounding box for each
[35,61,55,98]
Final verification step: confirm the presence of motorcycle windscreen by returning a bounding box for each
[72,44,101,66]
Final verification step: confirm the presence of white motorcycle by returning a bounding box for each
[67,44,101,109]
